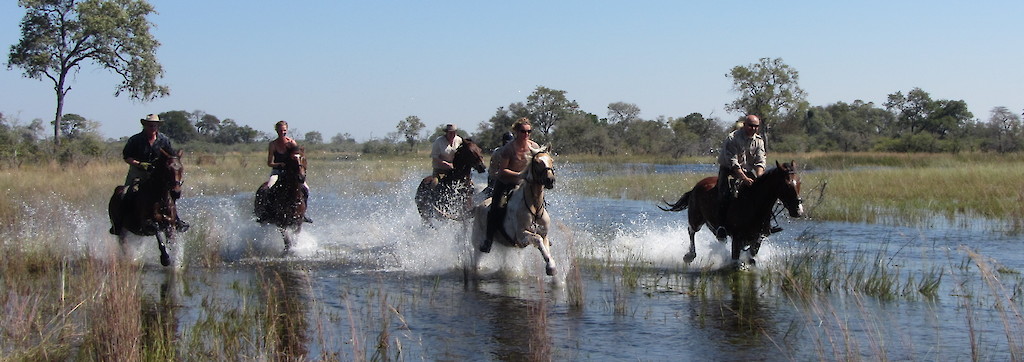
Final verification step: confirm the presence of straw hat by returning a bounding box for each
[141,114,161,122]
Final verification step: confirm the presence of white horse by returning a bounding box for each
[470,148,557,276]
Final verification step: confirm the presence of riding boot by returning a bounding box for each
[716,195,730,240]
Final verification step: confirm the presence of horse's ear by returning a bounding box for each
[176,149,183,158]
[790,160,796,169]
[775,160,781,168]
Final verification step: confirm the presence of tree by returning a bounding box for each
[884,88,973,139]
[987,106,1023,153]
[606,102,641,124]
[395,115,425,149]
[475,104,529,150]
[194,112,222,137]
[725,57,807,143]
[54,113,99,139]
[526,86,579,142]
[8,0,169,147]
[157,110,198,143]
[304,131,323,145]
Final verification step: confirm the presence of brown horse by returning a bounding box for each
[470,148,557,276]
[660,161,803,268]
[255,146,308,254]
[108,149,185,266]
[415,139,486,226]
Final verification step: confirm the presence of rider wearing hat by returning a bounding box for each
[123,114,175,186]
[114,113,189,233]
[430,124,463,179]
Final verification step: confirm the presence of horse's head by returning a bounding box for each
[526,147,555,190]
[773,160,803,218]
[453,139,486,174]
[158,149,185,199]
[284,146,307,184]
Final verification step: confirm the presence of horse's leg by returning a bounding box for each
[684,226,698,264]
[527,231,556,276]
[156,231,171,267]
[748,236,764,266]
[109,186,126,235]
[280,228,292,255]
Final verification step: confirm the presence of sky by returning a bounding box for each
[1,1,1022,141]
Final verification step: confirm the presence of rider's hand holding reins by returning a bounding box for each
[138,162,153,171]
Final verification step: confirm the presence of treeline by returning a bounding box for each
[4,58,1023,167]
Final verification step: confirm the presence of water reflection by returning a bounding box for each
[687,271,775,349]
[258,264,311,360]
[140,269,179,357]
[471,278,554,360]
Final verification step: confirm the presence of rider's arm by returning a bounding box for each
[494,148,523,184]
[267,142,280,168]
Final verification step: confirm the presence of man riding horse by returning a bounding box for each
[480,117,539,253]
[431,124,463,180]
[715,114,781,239]
[110,114,188,235]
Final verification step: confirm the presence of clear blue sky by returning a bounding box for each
[2,1,1022,141]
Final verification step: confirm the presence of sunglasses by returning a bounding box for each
[517,128,533,134]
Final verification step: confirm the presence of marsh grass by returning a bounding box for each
[4,151,1024,359]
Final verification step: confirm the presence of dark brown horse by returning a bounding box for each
[660,161,803,268]
[108,149,185,266]
[255,146,308,254]
[415,139,486,226]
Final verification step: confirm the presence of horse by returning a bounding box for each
[255,146,308,254]
[108,149,185,267]
[415,139,486,226]
[470,148,557,276]
[660,161,803,269]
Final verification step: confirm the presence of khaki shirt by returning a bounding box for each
[717,129,766,173]
[430,135,463,171]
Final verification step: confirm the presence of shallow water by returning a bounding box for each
[81,163,1024,360]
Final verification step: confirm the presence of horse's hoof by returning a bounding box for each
[546,266,556,276]
[303,216,313,223]
[479,240,492,253]
[175,220,190,232]
[109,227,118,235]
[770,226,783,234]
[683,252,696,264]
[160,253,171,267]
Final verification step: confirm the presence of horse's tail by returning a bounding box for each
[658,191,692,212]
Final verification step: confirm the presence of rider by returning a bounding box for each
[263,120,312,223]
[484,131,516,196]
[115,113,189,233]
[715,114,766,239]
[430,124,463,180]
[480,118,539,253]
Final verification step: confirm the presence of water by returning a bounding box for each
[72,163,1024,359]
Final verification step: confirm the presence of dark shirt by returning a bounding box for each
[272,151,289,170]
[123,132,174,163]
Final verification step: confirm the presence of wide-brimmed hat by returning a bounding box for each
[444,124,457,132]
[141,114,161,122]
